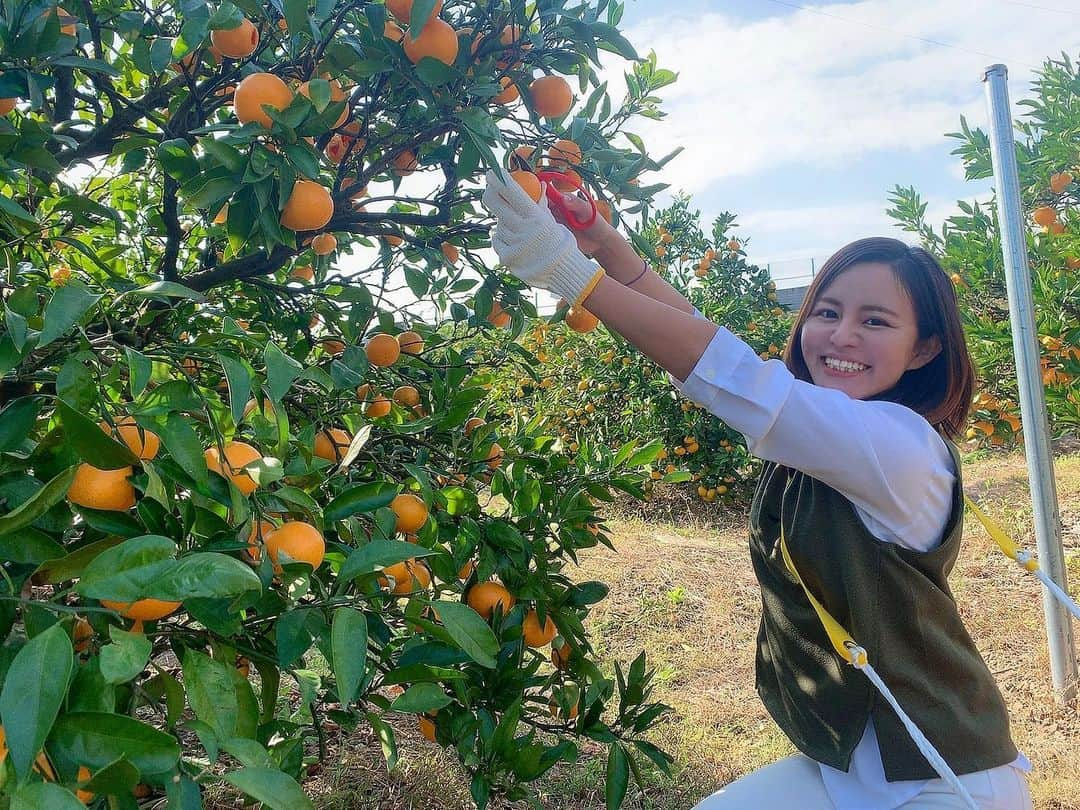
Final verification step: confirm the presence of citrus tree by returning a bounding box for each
[488,195,791,507]
[0,0,684,806]
[887,54,1080,448]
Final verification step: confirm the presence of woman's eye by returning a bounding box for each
[815,309,836,318]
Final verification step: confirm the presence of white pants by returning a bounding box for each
[693,754,1034,809]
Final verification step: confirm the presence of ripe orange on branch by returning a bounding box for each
[392,149,419,176]
[510,170,542,202]
[0,98,16,115]
[366,333,401,367]
[280,180,334,231]
[493,77,519,105]
[312,233,337,255]
[393,385,420,407]
[204,441,262,495]
[314,427,351,462]
[100,598,181,622]
[1032,206,1058,227]
[378,559,432,596]
[264,521,326,572]
[67,464,136,511]
[522,609,557,646]
[467,581,515,620]
[398,330,425,354]
[210,18,259,58]
[547,139,582,168]
[404,18,459,66]
[529,75,573,118]
[233,72,292,128]
[100,416,160,460]
[387,0,443,24]
[1050,171,1073,194]
[365,394,392,417]
[391,493,429,533]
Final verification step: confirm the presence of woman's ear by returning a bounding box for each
[908,335,942,370]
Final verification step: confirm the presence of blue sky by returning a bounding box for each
[603,0,1080,286]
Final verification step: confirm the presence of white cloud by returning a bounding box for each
[604,0,1080,193]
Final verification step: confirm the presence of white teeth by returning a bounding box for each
[824,357,868,372]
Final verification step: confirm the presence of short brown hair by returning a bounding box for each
[782,237,974,439]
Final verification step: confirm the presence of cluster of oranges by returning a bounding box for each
[1031,170,1074,236]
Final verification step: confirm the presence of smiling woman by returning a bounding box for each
[482,164,1030,810]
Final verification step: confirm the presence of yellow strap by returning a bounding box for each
[963,494,1039,572]
[573,267,606,308]
[779,526,867,667]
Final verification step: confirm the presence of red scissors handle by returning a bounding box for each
[535,170,598,231]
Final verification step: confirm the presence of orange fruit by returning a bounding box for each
[366,333,401,367]
[365,395,392,418]
[418,714,437,742]
[393,385,420,407]
[325,134,347,163]
[510,170,542,202]
[485,442,503,469]
[392,150,419,175]
[0,98,17,115]
[404,18,459,66]
[384,20,404,41]
[594,199,612,224]
[246,519,275,561]
[44,6,77,36]
[387,0,443,22]
[464,417,485,437]
[551,168,581,193]
[457,559,475,580]
[100,598,180,622]
[1047,221,1066,235]
[378,559,432,596]
[1032,206,1058,227]
[564,304,598,333]
[522,609,557,646]
[547,139,581,168]
[290,263,314,282]
[264,521,326,572]
[68,464,136,511]
[380,233,403,247]
[510,145,536,168]
[441,241,459,263]
[493,76,519,104]
[312,233,337,255]
[100,416,160,460]
[314,427,351,462]
[233,72,292,128]
[321,338,345,356]
[73,617,94,653]
[391,493,428,533]
[529,75,573,118]
[204,441,261,495]
[340,176,368,199]
[398,330,424,354]
[1066,256,1080,270]
[551,642,571,670]
[211,18,259,58]
[280,180,334,231]
[1050,172,1073,194]
[548,699,578,720]
[298,78,348,128]
[467,581,515,620]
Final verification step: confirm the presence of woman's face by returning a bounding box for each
[799,262,941,400]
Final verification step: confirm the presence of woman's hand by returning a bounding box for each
[546,188,623,262]
[481,170,606,307]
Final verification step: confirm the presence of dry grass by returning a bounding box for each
[216,445,1080,809]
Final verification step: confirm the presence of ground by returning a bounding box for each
[212,443,1080,810]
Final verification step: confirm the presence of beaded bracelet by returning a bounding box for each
[626,258,649,287]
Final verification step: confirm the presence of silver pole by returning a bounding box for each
[982,64,1077,701]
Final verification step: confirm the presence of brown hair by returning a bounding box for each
[782,237,974,439]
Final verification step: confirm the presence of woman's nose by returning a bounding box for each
[829,319,860,346]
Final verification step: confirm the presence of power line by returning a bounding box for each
[757,0,1043,71]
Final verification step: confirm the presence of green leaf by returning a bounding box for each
[429,601,498,669]
[99,627,153,684]
[38,283,101,348]
[219,354,252,425]
[389,682,451,714]
[264,342,304,402]
[0,528,64,565]
[223,768,315,810]
[283,0,309,39]
[0,396,41,451]
[58,401,139,469]
[11,783,85,810]
[74,534,177,602]
[336,538,434,582]
[79,756,141,799]
[0,466,77,539]
[32,536,124,585]
[324,481,397,522]
[331,608,368,705]
[0,193,39,226]
[183,650,257,741]
[157,138,200,181]
[124,348,152,398]
[161,411,209,488]
[0,623,73,780]
[605,742,630,810]
[365,712,398,772]
[48,712,181,774]
[284,142,320,180]
[152,552,261,600]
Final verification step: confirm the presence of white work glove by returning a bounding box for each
[481,169,605,307]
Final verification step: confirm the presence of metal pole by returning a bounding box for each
[982,64,1077,701]
[810,257,816,278]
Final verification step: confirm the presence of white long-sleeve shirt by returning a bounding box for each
[668,316,1029,809]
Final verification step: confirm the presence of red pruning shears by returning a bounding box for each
[535,170,598,231]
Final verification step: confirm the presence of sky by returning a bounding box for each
[602,0,1080,287]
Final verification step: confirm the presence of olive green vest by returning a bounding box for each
[749,439,1018,781]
